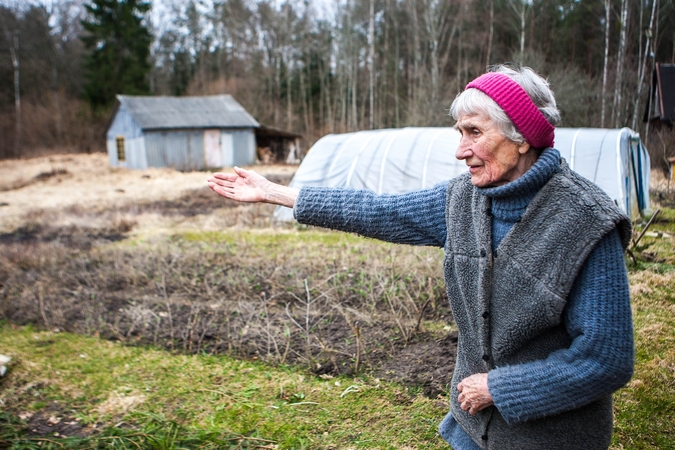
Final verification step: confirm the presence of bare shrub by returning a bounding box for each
[0,93,107,160]
[0,227,454,393]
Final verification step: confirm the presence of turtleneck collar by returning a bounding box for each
[476,148,561,251]
[477,147,560,200]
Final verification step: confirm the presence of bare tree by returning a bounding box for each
[0,1,22,155]
[507,0,530,63]
[422,0,457,107]
[408,0,421,107]
[486,0,494,68]
[368,0,374,129]
[600,0,610,128]
[632,0,658,130]
[612,0,629,127]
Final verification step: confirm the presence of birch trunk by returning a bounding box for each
[286,52,292,130]
[632,0,658,130]
[351,60,358,130]
[638,0,644,68]
[11,34,21,152]
[612,0,629,127]
[519,3,525,60]
[424,0,448,107]
[394,0,400,128]
[410,0,421,106]
[368,0,375,129]
[306,54,313,133]
[275,55,282,126]
[486,0,494,68]
[601,0,610,128]
[382,0,389,128]
[507,0,527,63]
[645,0,660,138]
[299,62,309,133]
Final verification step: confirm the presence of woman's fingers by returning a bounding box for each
[207,168,278,204]
[211,172,238,180]
[207,177,240,189]
[233,166,247,176]
[207,183,230,198]
[457,373,493,415]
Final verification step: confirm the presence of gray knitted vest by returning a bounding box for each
[444,160,631,450]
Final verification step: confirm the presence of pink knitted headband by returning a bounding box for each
[465,72,555,149]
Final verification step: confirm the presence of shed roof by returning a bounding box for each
[116,94,260,130]
[257,124,303,139]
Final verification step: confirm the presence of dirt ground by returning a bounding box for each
[0,153,297,233]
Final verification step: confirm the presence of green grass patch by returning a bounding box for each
[0,324,448,449]
[611,206,675,448]
[178,229,367,247]
[611,268,675,449]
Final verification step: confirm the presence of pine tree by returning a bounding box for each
[81,0,151,109]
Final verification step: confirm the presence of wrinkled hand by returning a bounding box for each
[207,166,273,203]
[207,166,299,208]
[457,373,493,415]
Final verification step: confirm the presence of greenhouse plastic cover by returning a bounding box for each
[274,127,650,221]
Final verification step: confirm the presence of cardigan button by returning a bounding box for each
[482,311,489,319]
[482,354,490,361]
[481,434,488,441]
[480,249,487,257]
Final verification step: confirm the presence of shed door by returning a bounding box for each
[204,129,222,168]
[221,132,234,167]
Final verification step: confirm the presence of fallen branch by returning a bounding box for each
[631,208,661,250]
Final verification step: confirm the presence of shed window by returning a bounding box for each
[116,136,125,161]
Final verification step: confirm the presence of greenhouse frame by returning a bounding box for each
[274,127,650,222]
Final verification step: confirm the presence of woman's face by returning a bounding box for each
[455,113,535,187]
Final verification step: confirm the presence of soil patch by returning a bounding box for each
[376,331,458,397]
[0,223,128,250]
[23,402,96,439]
[129,186,241,217]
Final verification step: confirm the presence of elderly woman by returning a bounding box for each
[207,65,634,449]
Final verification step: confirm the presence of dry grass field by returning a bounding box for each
[0,153,297,234]
[1,152,674,448]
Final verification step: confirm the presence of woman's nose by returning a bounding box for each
[455,139,472,160]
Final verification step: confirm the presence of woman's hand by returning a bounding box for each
[207,166,299,208]
[457,373,494,415]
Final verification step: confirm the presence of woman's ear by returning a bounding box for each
[517,142,532,155]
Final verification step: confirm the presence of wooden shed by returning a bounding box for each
[106,95,260,171]
[645,63,675,127]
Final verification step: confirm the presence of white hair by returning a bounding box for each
[450,65,561,146]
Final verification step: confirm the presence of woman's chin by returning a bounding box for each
[470,175,491,188]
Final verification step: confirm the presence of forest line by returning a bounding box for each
[1,0,674,166]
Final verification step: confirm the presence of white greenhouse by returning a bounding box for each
[274,127,650,221]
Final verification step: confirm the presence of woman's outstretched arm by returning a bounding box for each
[208,166,449,248]
[207,166,299,208]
